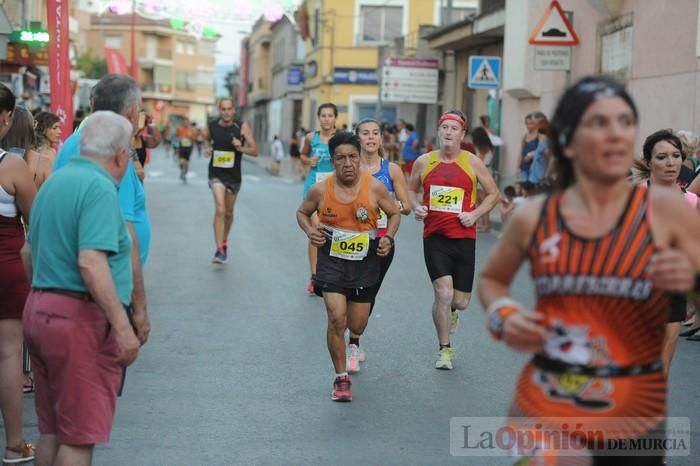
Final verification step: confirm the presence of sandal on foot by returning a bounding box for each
[23,375,34,394]
[3,441,35,464]
[680,326,700,338]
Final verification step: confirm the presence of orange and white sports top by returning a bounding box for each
[512,185,669,437]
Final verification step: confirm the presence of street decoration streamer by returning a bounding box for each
[98,0,300,30]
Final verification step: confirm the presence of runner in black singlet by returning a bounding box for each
[202,98,258,264]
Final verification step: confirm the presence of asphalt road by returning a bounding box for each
[7,147,700,465]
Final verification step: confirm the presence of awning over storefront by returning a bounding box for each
[425,9,505,52]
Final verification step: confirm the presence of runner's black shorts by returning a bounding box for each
[179,146,193,161]
[314,245,396,304]
[423,235,476,293]
[314,280,380,303]
[669,294,686,323]
[208,177,241,195]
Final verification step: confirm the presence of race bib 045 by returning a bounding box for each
[429,185,464,213]
[330,230,370,261]
[213,150,235,168]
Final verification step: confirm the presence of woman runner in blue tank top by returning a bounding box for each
[300,103,338,295]
[344,119,413,373]
[302,131,334,198]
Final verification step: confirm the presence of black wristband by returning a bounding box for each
[383,235,395,247]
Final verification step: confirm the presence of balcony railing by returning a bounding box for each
[157,48,172,60]
[139,48,173,62]
[140,82,173,94]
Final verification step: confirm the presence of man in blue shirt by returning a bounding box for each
[401,123,420,176]
[54,74,150,342]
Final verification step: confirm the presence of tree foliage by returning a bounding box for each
[77,53,108,79]
[224,69,239,101]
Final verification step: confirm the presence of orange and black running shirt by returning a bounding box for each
[316,172,380,288]
[177,127,197,147]
[420,150,478,239]
[318,172,378,232]
[511,185,669,438]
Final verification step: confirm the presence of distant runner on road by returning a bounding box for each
[202,98,258,264]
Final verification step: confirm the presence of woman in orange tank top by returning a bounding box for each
[478,76,700,465]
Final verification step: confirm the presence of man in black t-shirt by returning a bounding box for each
[202,98,258,264]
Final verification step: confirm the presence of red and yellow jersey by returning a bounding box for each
[420,150,478,239]
[512,185,669,438]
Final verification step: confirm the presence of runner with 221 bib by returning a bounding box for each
[408,110,499,370]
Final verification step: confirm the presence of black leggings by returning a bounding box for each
[369,244,395,314]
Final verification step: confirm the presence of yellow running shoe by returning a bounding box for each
[435,346,456,370]
[450,310,459,334]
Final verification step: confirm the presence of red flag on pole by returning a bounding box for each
[47,0,73,141]
[104,48,130,75]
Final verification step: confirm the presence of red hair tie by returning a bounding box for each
[438,114,466,130]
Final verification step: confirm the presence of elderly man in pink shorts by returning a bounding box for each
[20,111,141,466]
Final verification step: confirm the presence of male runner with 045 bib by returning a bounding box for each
[297,132,400,402]
[408,110,499,370]
[203,98,258,264]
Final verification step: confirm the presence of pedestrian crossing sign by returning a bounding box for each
[468,56,501,89]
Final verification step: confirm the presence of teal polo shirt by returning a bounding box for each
[29,157,133,305]
[55,129,150,265]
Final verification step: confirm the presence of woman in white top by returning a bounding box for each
[0,84,36,464]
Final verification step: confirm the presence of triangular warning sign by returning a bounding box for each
[471,59,498,84]
[529,0,579,46]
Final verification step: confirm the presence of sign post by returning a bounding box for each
[529,0,579,83]
[529,0,579,46]
[381,57,439,104]
[467,56,501,90]
[534,46,571,71]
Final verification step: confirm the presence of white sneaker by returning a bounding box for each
[347,344,361,373]
[357,345,366,363]
[435,347,455,370]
